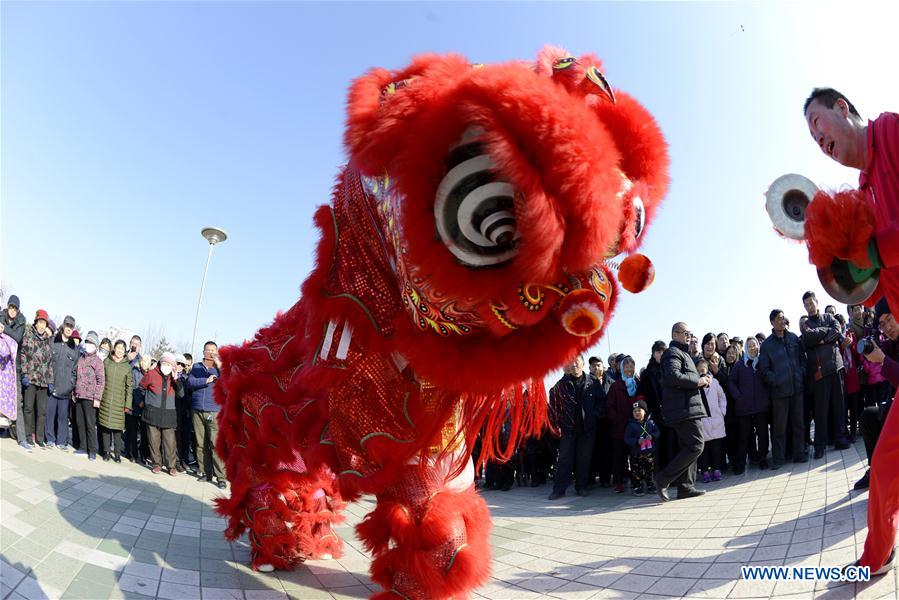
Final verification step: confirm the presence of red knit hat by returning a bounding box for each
[35,309,49,323]
[71,330,82,341]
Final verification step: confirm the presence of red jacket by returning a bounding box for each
[861,113,899,312]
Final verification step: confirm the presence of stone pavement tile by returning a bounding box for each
[161,567,201,586]
[202,572,242,588]
[608,574,659,594]
[787,539,823,557]
[728,577,777,598]
[644,576,696,596]
[61,575,116,600]
[329,587,372,600]
[202,588,244,600]
[123,560,163,580]
[684,577,736,598]
[284,585,334,599]
[315,571,363,589]
[855,573,897,599]
[118,573,161,597]
[1,558,28,589]
[158,580,202,600]
[589,588,639,599]
[13,575,63,600]
[514,575,569,593]
[546,580,602,599]
[575,570,625,588]
[751,543,789,561]
[245,592,289,600]
[666,562,710,578]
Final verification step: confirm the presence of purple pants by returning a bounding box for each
[45,394,70,446]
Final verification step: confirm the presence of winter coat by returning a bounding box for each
[0,333,18,420]
[99,357,132,431]
[728,356,770,416]
[699,377,727,441]
[758,330,806,399]
[140,366,181,429]
[862,357,886,385]
[637,359,664,424]
[842,339,861,395]
[130,355,145,416]
[50,334,79,398]
[589,375,610,419]
[660,341,708,424]
[20,324,54,387]
[801,312,845,378]
[188,362,221,412]
[624,416,660,456]
[2,309,25,371]
[75,352,105,402]
[549,372,603,435]
[606,379,640,439]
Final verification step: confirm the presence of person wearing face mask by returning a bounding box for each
[46,315,79,450]
[606,355,640,493]
[99,340,132,462]
[728,337,771,474]
[140,352,182,475]
[73,331,105,460]
[21,310,54,448]
[98,338,112,362]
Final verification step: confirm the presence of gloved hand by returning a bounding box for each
[21,375,29,388]
[805,188,876,269]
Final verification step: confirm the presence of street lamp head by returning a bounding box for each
[201,227,228,245]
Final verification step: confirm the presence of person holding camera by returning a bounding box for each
[854,298,899,491]
[189,340,226,488]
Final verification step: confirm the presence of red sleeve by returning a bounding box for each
[874,113,899,268]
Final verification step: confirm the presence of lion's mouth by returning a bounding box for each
[434,127,519,268]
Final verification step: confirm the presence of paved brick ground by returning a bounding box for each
[1,435,896,599]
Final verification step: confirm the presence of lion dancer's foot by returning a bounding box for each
[230,466,345,573]
[356,456,491,599]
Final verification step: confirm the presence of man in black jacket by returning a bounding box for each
[801,291,850,458]
[548,355,602,500]
[654,322,710,501]
[759,309,808,468]
[854,297,899,490]
[588,356,613,488]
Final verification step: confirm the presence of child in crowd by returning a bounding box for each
[697,359,728,482]
[623,399,659,496]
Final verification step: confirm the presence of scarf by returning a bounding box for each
[624,375,637,396]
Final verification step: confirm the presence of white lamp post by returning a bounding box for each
[191,227,228,360]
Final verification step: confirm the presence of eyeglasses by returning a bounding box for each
[676,329,692,337]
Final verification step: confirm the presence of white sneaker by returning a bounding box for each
[257,563,275,573]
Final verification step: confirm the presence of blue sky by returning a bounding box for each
[2,1,896,369]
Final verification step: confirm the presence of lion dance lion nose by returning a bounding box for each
[558,289,607,337]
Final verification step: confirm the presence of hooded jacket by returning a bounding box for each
[624,416,660,455]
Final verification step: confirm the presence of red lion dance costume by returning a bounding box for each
[214,45,669,599]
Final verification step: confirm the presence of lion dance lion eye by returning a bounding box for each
[434,128,519,268]
[632,195,645,240]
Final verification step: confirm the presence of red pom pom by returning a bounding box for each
[618,253,655,293]
[558,289,605,336]
[805,189,875,268]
